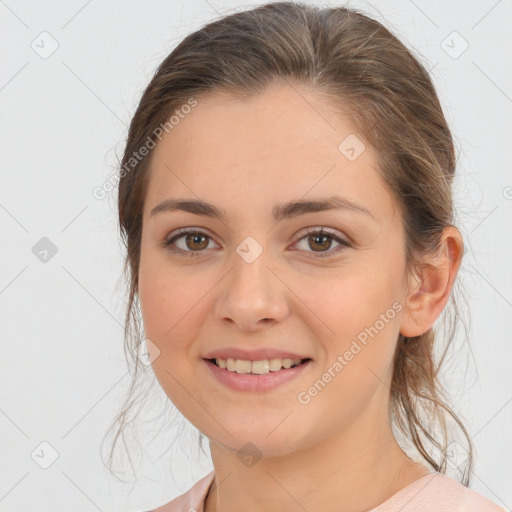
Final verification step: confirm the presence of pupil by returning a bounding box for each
[311,234,330,251]
[188,234,208,250]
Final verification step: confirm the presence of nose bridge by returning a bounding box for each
[231,235,275,304]
[215,235,288,328]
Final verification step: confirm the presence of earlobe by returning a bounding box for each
[399,227,463,338]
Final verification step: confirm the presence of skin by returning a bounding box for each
[138,81,463,512]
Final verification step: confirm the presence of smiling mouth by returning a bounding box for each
[206,357,311,375]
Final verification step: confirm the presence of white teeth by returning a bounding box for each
[214,357,303,374]
[269,358,284,371]
[235,359,252,373]
[251,360,269,374]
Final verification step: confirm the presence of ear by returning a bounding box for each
[400,226,464,338]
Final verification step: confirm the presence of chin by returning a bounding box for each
[207,417,310,458]
[212,436,302,460]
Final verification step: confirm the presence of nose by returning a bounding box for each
[213,245,289,331]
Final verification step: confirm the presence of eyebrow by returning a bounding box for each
[149,195,375,222]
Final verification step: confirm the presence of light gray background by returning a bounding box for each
[1,0,511,511]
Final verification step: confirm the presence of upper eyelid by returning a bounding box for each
[165,226,350,249]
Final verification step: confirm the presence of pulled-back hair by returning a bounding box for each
[103,1,473,486]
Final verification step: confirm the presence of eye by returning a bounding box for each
[292,227,351,258]
[162,227,351,258]
[162,228,219,256]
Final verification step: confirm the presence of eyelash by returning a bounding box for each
[162,227,351,259]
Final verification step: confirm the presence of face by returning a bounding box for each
[138,82,410,457]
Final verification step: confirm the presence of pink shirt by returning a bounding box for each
[148,470,507,512]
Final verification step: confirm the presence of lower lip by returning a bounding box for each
[203,359,313,392]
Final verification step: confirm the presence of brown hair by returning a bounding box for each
[102,1,474,485]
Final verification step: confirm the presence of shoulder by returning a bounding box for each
[145,471,215,512]
[376,472,507,512]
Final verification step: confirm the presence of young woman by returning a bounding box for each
[108,2,506,511]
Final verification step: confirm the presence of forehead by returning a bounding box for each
[144,82,398,223]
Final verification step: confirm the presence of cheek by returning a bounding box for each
[296,257,403,389]
[138,254,219,391]
[139,253,202,340]
[296,272,401,431]
[297,262,402,343]
[138,261,205,410]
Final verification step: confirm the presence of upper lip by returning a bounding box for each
[203,347,311,361]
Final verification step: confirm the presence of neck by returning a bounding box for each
[204,419,430,512]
